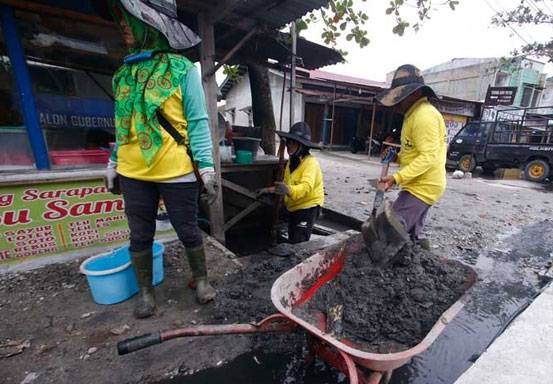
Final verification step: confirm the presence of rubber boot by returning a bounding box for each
[418,238,431,251]
[131,249,156,318]
[185,246,216,304]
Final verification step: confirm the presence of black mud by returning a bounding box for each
[298,247,472,352]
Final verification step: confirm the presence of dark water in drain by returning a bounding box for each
[160,351,343,384]
[164,221,553,384]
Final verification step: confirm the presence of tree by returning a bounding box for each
[491,0,553,62]
[248,63,277,155]
[298,0,460,55]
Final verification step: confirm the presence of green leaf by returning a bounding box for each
[386,7,394,15]
[346,33,354,41]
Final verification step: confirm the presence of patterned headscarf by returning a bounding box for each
[111,1,193,165]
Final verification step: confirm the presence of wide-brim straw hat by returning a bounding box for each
[375,64,437,107]
[277,122,321,149]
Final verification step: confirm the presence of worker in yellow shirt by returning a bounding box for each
[376,64,447,250]
[103,0,217,318]
[261,122,324,243]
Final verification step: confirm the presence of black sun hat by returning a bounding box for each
[276,122,321,149]
[375,64,437,107]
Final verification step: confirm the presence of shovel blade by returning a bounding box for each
[361,201,410,266]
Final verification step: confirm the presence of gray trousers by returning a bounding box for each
[392,191,431,241]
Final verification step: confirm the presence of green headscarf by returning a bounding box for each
[111,2,193,166]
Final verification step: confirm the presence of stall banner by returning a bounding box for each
[0,179,172,265]
[442,113,468,143]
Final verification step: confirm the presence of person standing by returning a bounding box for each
[375,64,447,249]
[104,0,217,318]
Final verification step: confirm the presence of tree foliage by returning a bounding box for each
[299,0,460,55]
[491,0,553,62]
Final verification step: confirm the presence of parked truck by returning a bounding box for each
[447,106,553,182]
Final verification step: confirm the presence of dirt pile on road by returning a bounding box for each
[300,246,473,353]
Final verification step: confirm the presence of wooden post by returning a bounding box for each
[198,12,225,243]
[368,102,376,158]
[289,21,297,128]
[329,82,336,149]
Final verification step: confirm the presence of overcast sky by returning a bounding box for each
[299,0,552,81]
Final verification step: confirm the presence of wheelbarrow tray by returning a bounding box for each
[271,233,477,373]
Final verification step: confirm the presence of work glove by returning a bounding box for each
[256,187,274,197]
[274,182,291,197]
[200,169,219,205]
[105,161,120,194]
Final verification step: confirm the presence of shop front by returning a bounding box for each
[0,2,172,269]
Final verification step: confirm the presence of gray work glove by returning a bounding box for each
[200,169,219,205]
[274,182,291,197]
[256,187,274,197]
[105,161,120,194]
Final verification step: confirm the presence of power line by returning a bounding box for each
[526,0,553,17]
[525,0,542,13]
[485,0,531,45]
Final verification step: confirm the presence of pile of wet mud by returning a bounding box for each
[213,252,301,323]
[299,246,472,353]
[212,252,306,352]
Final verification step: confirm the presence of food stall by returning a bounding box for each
[0,0,342,269]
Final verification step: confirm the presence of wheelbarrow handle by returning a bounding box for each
[117,314,296,355]
[118,332,162,355]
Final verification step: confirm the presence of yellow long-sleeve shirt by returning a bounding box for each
[115,66,213,181]
[284,155,324,212]
[392,97,447,205]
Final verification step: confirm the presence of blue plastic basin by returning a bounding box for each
[80,242,165,305]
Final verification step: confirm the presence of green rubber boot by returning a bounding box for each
[185,245,216,304]
[131,249,156,319]
[418,238,431,251]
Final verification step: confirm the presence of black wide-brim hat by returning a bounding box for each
[277,122,321,149]
[375,64,437,107]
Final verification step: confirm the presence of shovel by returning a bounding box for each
[361,147,410,266]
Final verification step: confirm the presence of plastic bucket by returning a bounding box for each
[80,242,165,305]
[235,150,253,164]
[233,137,261,160]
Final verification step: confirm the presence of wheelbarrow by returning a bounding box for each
[117,234,477,384]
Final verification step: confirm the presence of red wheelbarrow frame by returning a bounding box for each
[118,234,477,384]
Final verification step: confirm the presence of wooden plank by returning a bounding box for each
[198,12,225,243]
[203,26,258,80]
[223,201,263,232]
[221,179,272,206]
[0,0,114,26]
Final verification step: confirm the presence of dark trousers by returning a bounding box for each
[287,206,320,244]
[119,175,203,252]
[392,191,431,241]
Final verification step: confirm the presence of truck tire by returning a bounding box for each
[524,160,550,182]
[458,154,476,173]
[482,163,496,175]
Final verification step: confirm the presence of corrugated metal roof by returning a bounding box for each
[232,0,330,28]
[308,70,387,89]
